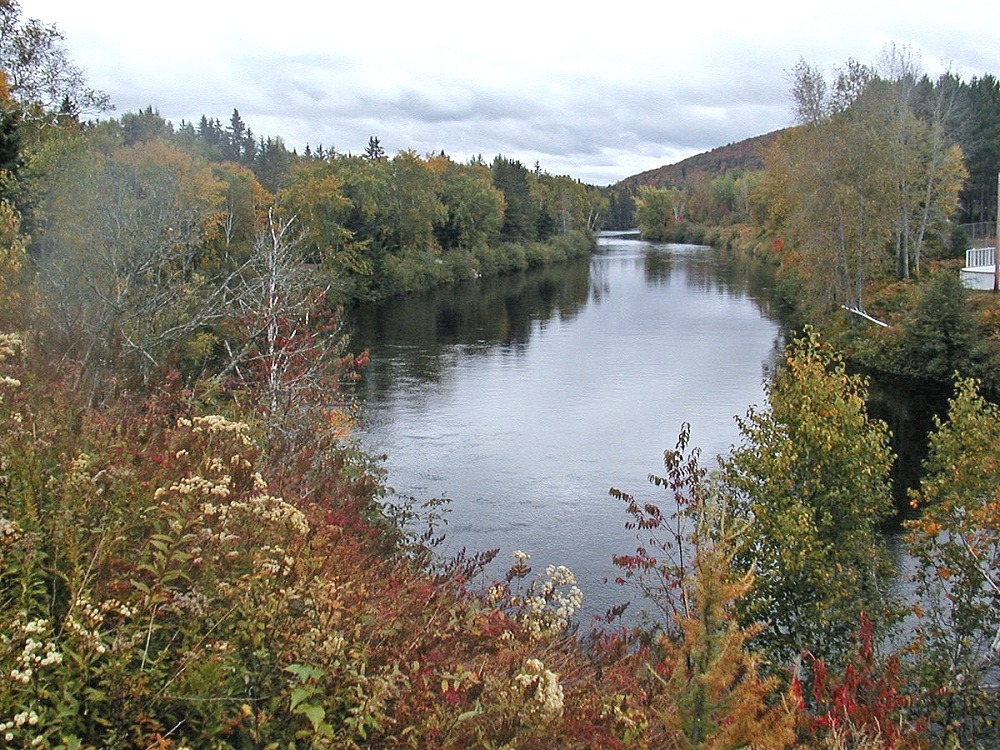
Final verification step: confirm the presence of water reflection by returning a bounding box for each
[865,375,950,523]
[346,234,784,626]
[349,256,592,389]
[346,234,948,630]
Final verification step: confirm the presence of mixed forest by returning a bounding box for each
[1,3,999,748]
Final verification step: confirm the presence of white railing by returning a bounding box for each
[966,246,995,268]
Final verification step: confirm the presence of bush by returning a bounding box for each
[440,248,480,282]
[0,332,649,748]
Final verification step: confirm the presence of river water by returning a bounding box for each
[350,234,781,625]
[346,232,787,625]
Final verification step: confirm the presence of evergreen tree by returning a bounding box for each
[226,108,246,162]
[364,135,384,160]
[120,106,172,146]
[899,269,993,385]
[253,136,293,193]
[491,155,537,241]
[959,74,1000,225]
[0,91,21,187]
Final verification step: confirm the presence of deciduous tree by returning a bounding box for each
[380,150,445,252]
[635,185,685,241]
[211,161,272,259]
[0,196,24,326]
[432,155,505,250]
[611,425,797,749]
[219,209,357,443]
[719,328,897,667]
[905,378,1000,749]
[759,53,966,312]
[277,158,354,267]
[34,138,225,394]
[0,0,109,116]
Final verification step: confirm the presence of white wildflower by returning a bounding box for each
[191,415,253,446]
[512,562,582,638]
[514,659,564,717]
[0,332,23,360]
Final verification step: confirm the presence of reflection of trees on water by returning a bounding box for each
[347,257,592,392]
[630,242,795,332]
[642,248,674,286]
[349,240,791,399]
[657,245,785,324]
[865,375,950,523]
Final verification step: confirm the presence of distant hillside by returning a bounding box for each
[618,129,784,189]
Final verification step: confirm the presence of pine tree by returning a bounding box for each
[364,135,384,160]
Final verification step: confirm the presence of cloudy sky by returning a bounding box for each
[17,0,1000,185]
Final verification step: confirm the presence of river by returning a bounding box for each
[345,231,789,626]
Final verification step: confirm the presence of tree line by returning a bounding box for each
[18,103,607,294]
[630,49,1000,248]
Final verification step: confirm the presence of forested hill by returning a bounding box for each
[618,129,783,188]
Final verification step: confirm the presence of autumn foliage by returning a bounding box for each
[2,6,999,744]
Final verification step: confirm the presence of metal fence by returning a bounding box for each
[961,222,996,247]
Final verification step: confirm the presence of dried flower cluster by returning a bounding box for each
[513,658,565,718]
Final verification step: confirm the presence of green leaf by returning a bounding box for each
[290,685,312,710]
[300,703,325,732]
[285,663,323,681]
[455,701,483,723]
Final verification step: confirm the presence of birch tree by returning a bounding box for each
[0,0,109,116]
[877,46,968,278]
[760,53,966,312]
[220,209,355,443]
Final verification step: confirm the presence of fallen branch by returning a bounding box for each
[842,306,889,328]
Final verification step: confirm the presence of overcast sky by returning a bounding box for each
[17,0,1000,185]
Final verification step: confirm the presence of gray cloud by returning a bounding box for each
[20,0,1000,185]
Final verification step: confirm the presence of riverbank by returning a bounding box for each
[698,221,1000,398]
[342,229,597,302]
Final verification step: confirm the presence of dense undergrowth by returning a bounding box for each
[0,331,624,748]
[372,229,595,300]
